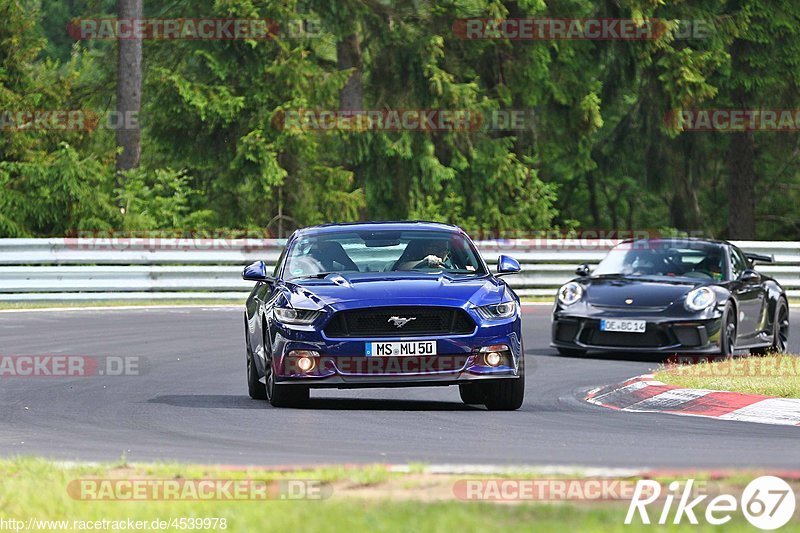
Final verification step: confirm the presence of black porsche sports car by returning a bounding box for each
[551,238,789,355]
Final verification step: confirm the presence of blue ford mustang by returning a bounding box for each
[242,221,525,409]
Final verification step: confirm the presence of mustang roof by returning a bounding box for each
[293,220,463,237]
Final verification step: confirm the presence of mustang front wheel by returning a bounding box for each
[267,371,309,408]
[458,383,485,405]
[482,373,525,411]
[246,351,267,400]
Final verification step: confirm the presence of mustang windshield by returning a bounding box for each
[592,241,726,280]
[284,230,487,279]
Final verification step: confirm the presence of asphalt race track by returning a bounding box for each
[0,306,798,469]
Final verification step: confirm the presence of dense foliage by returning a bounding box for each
[1,0,799,239]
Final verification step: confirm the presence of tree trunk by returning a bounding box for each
[726,41,757,239]
[585,173,600,226]
[337,33,362,111]
[679,135,704,234]
[116,0,143,178]
[727,129,757,239]
[337,32,365,218]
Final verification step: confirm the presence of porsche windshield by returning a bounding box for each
[284,230,487,279]
[592,241,726,280]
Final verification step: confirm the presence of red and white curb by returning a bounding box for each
[586,374,800,427]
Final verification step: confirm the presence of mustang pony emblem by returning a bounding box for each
[388,316,416,328]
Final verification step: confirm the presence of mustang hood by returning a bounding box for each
[284,272,506,310]
[585,276,703,308]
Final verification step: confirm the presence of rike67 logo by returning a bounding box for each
[626,476,796,530]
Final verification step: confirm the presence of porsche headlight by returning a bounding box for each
[685,287,715,311]
[274,307,322,325]
[557,282,583,306]
[476,301,518,319]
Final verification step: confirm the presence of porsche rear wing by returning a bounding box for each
[745,252,774,264]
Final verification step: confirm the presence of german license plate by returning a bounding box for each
[600,319,646,333]
[366,341,436,356]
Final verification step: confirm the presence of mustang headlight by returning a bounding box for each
[685,287,715,311]
[557,282,583,306]
[274,307,322,325]
[476,301,518,320]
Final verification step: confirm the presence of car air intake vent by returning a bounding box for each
[324,307,475,338]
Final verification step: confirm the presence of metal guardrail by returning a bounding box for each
[0,238,797,301]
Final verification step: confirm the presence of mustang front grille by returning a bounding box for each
[324,307,476,338]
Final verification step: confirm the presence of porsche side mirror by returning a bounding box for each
[575,264,591,277]
[242,261,273,282]
[740,269,761,284]
[496,255,522,276]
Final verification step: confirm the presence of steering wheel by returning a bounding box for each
[413,258,439,269]
[684,270,714,279]
[415,250,451,269]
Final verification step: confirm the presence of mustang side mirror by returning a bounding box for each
[575,264,591,277]
[740,269,761,283]
[242,261,273,282]
[496,255,521,276]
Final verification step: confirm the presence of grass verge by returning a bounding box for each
[655,354,800,398]
[0,458,797,532]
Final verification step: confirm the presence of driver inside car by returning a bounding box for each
[395,239,453,270]
[692,252,724,280]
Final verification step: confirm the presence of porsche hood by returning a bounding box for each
[582,276,703,308]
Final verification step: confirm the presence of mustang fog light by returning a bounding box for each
[287,350,320,373]
[479,344,509,367]
[297,357,315,372]
[485,352,502,367]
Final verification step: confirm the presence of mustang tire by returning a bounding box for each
[246,350,267,400]
[483,373,525,411]
[483,353,525,411]
[267,371,309,408]
[458,383,485,405]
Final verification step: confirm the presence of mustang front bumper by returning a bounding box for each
[264,311,523,388]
